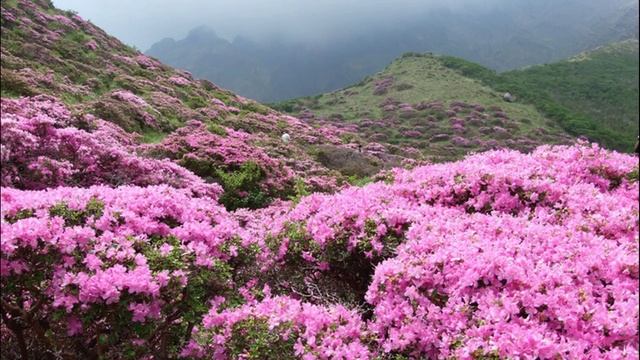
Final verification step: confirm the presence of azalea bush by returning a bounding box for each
[367,212,638,358]
[1,96,221,198]
[1,141,638,359]
[182,296,372,359]
[0,185,256,359]
[237,142,639,358]
[144,120,296,209]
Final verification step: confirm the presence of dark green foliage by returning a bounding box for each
[347,175,374,187]
[287,178,311,204]
[4,208,35,224]
[206,122,228,136]
[226,319,298,360]
[216,162,269,210]
[268,101,296,113]
[438,56,498,81]
[48,198,105,226]
[53,31,96,65]
[185,95,208,109]
[240,101,270,115]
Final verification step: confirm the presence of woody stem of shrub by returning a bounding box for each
[2,295,55,357]
[147,285,196,358]
[1,307,29,359]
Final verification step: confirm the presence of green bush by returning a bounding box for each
[206,122,228,136]
[225,319,298,360]
[287,178,311,204]
[216,162,269,210]
[53,31,96,65]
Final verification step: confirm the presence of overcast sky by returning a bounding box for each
[51,0,501,50]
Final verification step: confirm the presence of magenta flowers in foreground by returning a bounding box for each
[1,97,639,358]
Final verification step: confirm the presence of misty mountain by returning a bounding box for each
[147,0,639,102]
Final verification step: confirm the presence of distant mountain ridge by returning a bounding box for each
[147,0,639,102]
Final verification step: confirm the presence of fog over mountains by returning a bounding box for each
[53,0,638,102]
[144,0,638,101]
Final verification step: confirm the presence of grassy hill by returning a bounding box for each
[439,39,639,151]
[274,53,572,162]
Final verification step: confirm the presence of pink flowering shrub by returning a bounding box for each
[144,120,294,209]
[84,39,98,51]
[182,296,372,359]
[239,143,639,358]
[0,185,254,359]
[401,130,422,138]
[134,54,161,69]
[168,75,191,86]
[1,96,221,198]
[1,137,638,358]
[111,90,148,108]
[366,211,638,358]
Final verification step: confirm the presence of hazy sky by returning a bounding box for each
[51,0,499,50]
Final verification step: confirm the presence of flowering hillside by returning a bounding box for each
[2,137,638,358]
[274,54,575,162]
[1,0,639,359]
[1,0,396,203]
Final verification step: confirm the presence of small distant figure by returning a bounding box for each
[358,143,363,153]
[503,92,515,102]
[281,133,290,144]
[634,136,639,154]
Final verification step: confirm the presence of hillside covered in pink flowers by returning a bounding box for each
[1,1,639,359]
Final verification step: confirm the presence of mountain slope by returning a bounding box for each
[440,39,639,151]
[274,53,572,162]
[1,0,400,205]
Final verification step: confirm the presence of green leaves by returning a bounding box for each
[4,208,34,224]
[227,319,298,360]
[216,161,269,210]
[49,197,104,226]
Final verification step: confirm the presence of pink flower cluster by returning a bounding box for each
[144,120,294,193]
[210,98,241,114]
[1,133,638,358]
[228,142,638,358]
[168,75,191,86]
[84,39,98,51]
[134,54,161,69]
[183,296,371,359]
[1,96,221,198]
[255,142,638,260]
[111,89,149,108]
[1,185,245,355]
[367,213,639,358]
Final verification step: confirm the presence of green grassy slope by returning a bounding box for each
[440,39,639,151]
[274,53,571,162]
